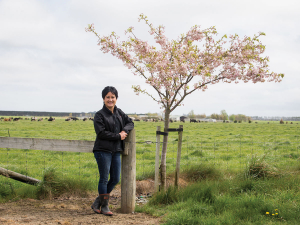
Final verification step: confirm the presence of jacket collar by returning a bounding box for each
[102,104,118,115]
[102,104,123,126]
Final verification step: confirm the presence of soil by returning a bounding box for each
[0,197,160,225]
[0,178,188,225]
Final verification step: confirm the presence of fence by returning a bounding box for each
[0,131,136,213]
[1,134,299,180]
[1,120,300,194]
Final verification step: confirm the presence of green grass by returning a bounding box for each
[1,118,300,223]
[0,119,300,199]
[0,167,93,202]
[137,169,300,224]
[1,119,300,180]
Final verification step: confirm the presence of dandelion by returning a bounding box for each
[266,212,269,215]
[272,214,275,216]
[275,213,278,215]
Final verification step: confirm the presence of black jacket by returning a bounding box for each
[93,105,134,153]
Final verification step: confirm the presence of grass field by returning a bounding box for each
[0,118,299,183]
[1,117,300,224]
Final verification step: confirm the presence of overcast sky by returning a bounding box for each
[1,0,299,117]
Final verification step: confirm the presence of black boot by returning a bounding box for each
[91,196,101,214]
[100,194,113,216]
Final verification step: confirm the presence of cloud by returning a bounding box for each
[0,0,299,116]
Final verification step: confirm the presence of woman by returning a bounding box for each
[91,86,134,216]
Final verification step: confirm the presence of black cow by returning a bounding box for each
[48,117,55,121]
[190,119,197,123]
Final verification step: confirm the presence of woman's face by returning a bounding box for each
[104,92,117,111]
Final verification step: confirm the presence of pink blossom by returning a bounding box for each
[87,14,283,113]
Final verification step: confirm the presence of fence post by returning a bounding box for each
[175,125,183,187]
[155,126,161,192]
[121,129,136,213]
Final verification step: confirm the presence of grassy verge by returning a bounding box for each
[0,168,94,203]
[137,163,300,224]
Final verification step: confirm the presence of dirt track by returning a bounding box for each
[0,180,163,225]
[0,196,161,225]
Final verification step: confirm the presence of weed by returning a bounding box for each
[149,186,178,205]
[245,155,280,179]
[36,168,92,199]
[182,164,221,182]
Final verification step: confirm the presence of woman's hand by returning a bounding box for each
[119,131,128,140]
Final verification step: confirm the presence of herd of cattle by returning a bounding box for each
[0,116,94,122]
[130,118,212,123]
[0,117,296,124]
[1,117,187,123]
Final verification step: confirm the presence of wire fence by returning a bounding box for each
[136,134,300,178]
[1,133,299,191]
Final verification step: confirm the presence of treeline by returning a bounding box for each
[227,114,251,122]
[189,110,251,122]
[188,110,206,119]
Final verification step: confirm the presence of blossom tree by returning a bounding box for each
[86,14,284,190]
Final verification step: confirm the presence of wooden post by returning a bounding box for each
[154,126,160,192]
[121,129,136,213]
[175,125,183,187]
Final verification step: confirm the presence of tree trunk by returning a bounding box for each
[160,108,170,190]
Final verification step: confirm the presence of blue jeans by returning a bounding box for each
[94,151,121,194]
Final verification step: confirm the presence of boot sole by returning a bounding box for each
[91,205,101,214]
[100,211,113,216]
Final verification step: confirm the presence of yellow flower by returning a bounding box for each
[266,212,269,215]
[272,214,275,216]
[275,213,278,215]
